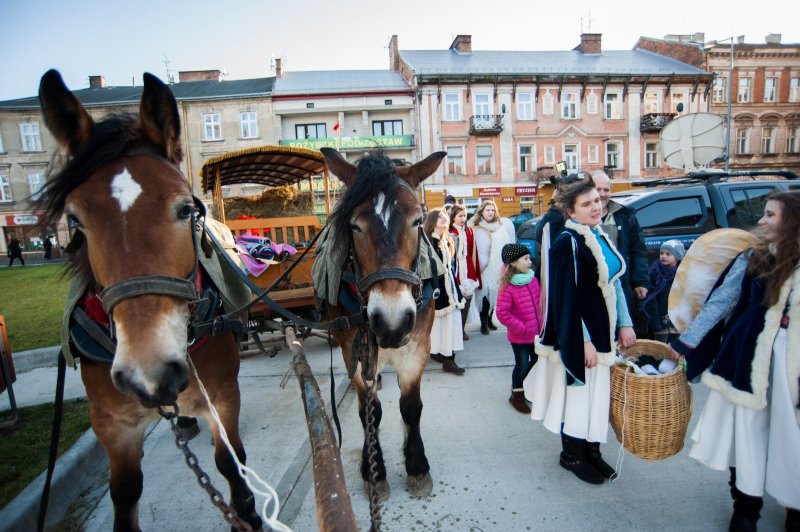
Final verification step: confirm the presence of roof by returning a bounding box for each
[200,145,326,192]
[273,70,411,96]
[399,49,709,78]
[0,77,275,110]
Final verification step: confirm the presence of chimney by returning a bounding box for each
[177,70,221,82]
[449,35,472,54]
[275,58,283,78]
[737,35,746,45]
[765,33,781,44]
[389,35,399,71]
[89,75,106,88]
[578,33,602,54]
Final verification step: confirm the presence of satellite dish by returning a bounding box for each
[660,113,725,172]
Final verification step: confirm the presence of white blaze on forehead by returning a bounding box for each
[110,167,142,212]
[374,192,391,229]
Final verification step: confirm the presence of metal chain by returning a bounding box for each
[363,379,382,532]
[157,405,254,532]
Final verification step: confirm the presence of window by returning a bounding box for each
[444,93,462,121]
[517,93,535,120]
[240,111,258,139]
[306,103,314,109]
[791,77,800,102]
[637,197,705,229]
[0,174,11,202]
[763,77,778,103]
[564,144,579,172]
[728,187,776,228]
[296,123,326,139]
[606,142,622,169]
[587,92,598,115]
[737,78,751,103]
[643,91,661,114]
[561,92,578,119]
[587,144,599,164]
[203,113,222,141]
[473,93,492,127]
[476,145,493,174]
[761,127,775,154]
[20,122,43,151]
[543,145,556,164]
[736,127,751,154]
[786,126,800,153]
[542,92,554,115]
[713,75,727,103]
[645,143,660,168]
[604,93,621,119]
[384,99,392,106]
[671,92,687,114]
[446,146,464,175]
[518,145,534,173]
[28,173,46,201]
[372,120,402,136]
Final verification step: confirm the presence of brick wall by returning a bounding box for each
[633,38,704,68]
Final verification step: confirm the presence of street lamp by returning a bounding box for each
[704,37,742,171]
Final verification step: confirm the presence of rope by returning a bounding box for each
[610,368,629,483]
[186,357,292,532]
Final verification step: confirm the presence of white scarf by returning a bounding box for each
[453,224,468,283]
[475,219,512,309]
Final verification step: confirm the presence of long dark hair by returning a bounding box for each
[449,204,467,232]
[747,190,800,306]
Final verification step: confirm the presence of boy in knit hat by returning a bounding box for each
[641,240,685,343]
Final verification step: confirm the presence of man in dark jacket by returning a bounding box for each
[532,194,564,277]
[591,170,649,335]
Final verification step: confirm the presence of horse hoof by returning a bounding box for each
[363,479,390,503]
[406,472,433,498]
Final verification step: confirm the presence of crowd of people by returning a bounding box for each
[425,180,799,531]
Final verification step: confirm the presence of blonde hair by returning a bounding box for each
[470,200,499,226]
[499,262,522,290]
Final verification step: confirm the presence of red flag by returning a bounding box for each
[332,121,340,132]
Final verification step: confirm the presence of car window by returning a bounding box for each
[727,187,774,228]
[635,197,704,229]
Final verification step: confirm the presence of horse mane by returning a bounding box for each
[328,152,408,250]
[35,113,146,285]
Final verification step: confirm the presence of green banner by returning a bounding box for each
[279,135,413,150]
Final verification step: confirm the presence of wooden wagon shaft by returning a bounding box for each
[285,327,358,531]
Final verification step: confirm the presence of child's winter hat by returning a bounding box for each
[502,243,530,264]
[660,240,685,261]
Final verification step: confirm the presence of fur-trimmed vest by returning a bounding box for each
[682,260,800,417]
[431,233,465,317]
[535,220,626,385]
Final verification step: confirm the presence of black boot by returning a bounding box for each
[559,433,604,485]
[585,441,615,479]
[479,301,490,335]
[441,355,466,375]
[729,468,763,532]
[430,353,445,363]
[786,508,800,532]
[509,389,531,414]
[488,310,498,331]
[460,303,470,341]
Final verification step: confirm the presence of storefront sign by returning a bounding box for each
[478,187,501,197]
[501,197,515,203]
[515,186,538,196]
[6,214,40,226]
[279,135,413,151]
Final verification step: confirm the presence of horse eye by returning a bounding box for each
[412,218,422,227]
[349,223,362,233]
[178,204,194,220]
[66,213,81,228]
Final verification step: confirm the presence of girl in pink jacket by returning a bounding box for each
[496,243,542,414]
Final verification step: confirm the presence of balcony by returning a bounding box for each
[640,113,677,133]
[469,115,503,136]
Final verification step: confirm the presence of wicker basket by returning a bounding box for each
[610,339,693,460]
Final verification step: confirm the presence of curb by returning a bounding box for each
[11,346,61,373]
[0,428,108,531]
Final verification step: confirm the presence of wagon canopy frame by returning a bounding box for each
[200,145,331,223]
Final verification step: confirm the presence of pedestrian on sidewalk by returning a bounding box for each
[640,240,684,344]
[7,237,24,267]
[449,204,480,341]
[43,236,53,260]
[668,191,800,532]
[524,178,636,485]
[424,209,466,375]
[495,243,541,414]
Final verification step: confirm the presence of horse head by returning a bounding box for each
[39,70,196,407]
[322,148,445,349]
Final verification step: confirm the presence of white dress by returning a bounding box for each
[429,234,464,356]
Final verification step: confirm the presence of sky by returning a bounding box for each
[2,0,799,101]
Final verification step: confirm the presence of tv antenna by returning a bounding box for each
[581,13,594,33]
[162,53,175,84]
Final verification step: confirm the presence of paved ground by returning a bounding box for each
[1,323,789,531]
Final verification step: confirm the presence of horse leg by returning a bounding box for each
[398,363,432,497]
[354,371,390,502]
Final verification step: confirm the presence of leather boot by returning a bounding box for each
[488,310,498,331]
[441,355,465,375]
[479,303,490,335]
[430,353,445,363]
[559,433,604,485]
[508,389,531,414]
[729,468,763,532]
[786,508,800,532]
[585,441,615,479]
[460,304,470,341]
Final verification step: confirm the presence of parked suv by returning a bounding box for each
[517,170,799,263]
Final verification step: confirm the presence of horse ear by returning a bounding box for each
[396,151,447,187]
[38,69,95,155]
[320,148,357,186]
[140,73,183,164]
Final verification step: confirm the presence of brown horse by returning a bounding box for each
[319,148,446,499]
[38,70,262,531]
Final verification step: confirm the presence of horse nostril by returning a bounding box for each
[164,360,189,394]
[402,309,415,332]
[111,369,130,394]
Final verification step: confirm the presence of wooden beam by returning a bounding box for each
[512,76,517,102]
[665,73,675,95]
[580,77,588,102]
[601,75,609,100]
[691,75,701,102]
[557,74,565,102]
[640,75,650,97]
[622,77,630,102]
